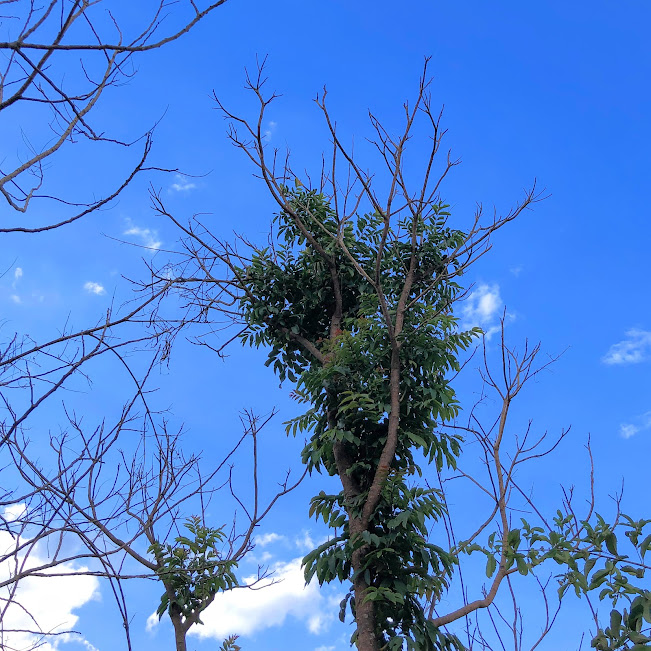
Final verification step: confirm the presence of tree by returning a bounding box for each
[151,61,651,650]
[2,9,648,644]
[1,348,302,651]
[0,3,305,648]
[427,321,651,650]
[0,0,229,233]
[150,61,534,650]
[0,3,306,642]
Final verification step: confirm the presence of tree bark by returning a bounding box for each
[350,519,380,651]
[352,564,379,650]
[170,611,187,651]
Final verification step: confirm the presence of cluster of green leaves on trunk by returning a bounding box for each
[303,482,463,650]
[149,516,238,624]
[238,188,476,648]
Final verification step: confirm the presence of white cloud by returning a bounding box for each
[315,647,336,651]
[146,612,159,633]
[10,266,23,292]
[73,640,101,651]
[0,528,99,651]
[603,329,651,365]
[170,174,197,192]
[3,503,27,520]
[123,219,162,250]
[619,411,651,440]
[10,294,21,304]
[509,266,523,277]
[256,532,285,547]
[263,120,278,141]
[295,530,315,553]
[171,558,336,641]
[83,282,106,296]
[460,283,505,339]
[620,424,640,440]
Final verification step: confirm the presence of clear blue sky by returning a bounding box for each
[3,1,651,649]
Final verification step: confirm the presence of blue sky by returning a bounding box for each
[2,1,651,649]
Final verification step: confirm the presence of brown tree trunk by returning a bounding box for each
[353,569,379,650]
[170,611,187,651]
[350,519,380,651]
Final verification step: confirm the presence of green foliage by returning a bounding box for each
[590,600,651,651]
[461,511,651,649]
[148,516,238,625]
[238,188,475,648]
[219,634,242,651]
[233,187,651,649]
[304,481,464,650]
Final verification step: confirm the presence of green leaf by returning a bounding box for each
[604,532,618,556]
[589,569,610,590]
[507,529,521,551]
[609,609,622,632]
[486,555,497,578]
[516,556,529,576]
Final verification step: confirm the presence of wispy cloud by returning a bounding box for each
[10,266,23,298]
[295,530,315,553]
[619,411,651,439]
[170,173,197,193]
[84,281,106,296]
[74,639,101,651]
[603,329,651,365]
[263,120,278,141]
[460,283,506,339]
[5,270,46,305]
[256,532,286,547]
[124,219,162,250]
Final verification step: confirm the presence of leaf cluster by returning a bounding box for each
[304,482,463,649]
[148,516,238,624]
[219,634,242,651]
[237,189,476,647]
[462,511,651,649]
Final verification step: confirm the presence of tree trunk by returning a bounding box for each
[350,519,380,651]
[353,571,379,651]
[170,612,187,651]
